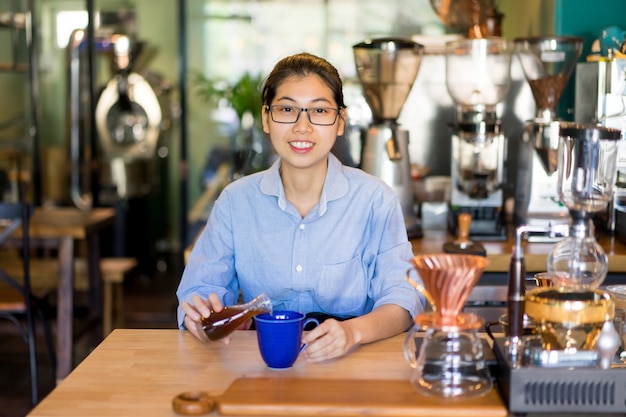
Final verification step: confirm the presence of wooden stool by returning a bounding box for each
[99,258,138,337]
[0,254,138,337]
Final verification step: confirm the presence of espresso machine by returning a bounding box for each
[495,123,626,415]
[353,38,424,239]
[513,36,583,238]
[445,38,513,240]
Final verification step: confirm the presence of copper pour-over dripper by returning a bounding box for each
[408,254,489,328]
[404,253,493,399]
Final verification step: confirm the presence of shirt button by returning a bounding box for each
[296,265,303,272]
[299,224,305,230]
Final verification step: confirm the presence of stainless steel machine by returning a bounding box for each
[445,37,513,240]
[513,36,583,239]
[95,34,172,203]
[66,11,174,270]
[67,29,173,208]
[575,58,626,237]
[353,38,424,239]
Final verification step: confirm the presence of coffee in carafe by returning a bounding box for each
[201,293,272,341]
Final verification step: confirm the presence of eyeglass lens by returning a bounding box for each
[270,105,338,126]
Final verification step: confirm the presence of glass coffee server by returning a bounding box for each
[404,253,492,399]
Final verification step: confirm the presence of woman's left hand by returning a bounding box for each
[301,319,359,362]
[300,305,413,362]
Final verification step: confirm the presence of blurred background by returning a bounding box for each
[1,0,625,279]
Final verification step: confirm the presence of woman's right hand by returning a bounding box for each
[181,293,225,342]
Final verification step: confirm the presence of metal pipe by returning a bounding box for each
[508,225,528,340]
[86,0,99,207]
[26,0,42,205]
[508,221,568,364]
[177,0,189,269]
[67,28,92,211]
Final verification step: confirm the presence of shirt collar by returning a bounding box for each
[259,153,349,216]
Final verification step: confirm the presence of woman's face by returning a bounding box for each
[262,75,345,173]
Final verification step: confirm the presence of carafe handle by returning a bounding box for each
[403,326,419,368]
[406,267,436,312]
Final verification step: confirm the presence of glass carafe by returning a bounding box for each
[547,123,621,290]
[404,316,491,399]
[404,254,491,399]
[201,293,272,341]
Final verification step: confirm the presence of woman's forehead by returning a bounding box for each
[274,75,335,105]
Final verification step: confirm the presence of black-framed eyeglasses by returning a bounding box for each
[267,105,340,126]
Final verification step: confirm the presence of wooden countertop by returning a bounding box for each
[412,228,626,273]
[28,329,507,417]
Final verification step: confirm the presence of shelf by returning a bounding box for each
[0,62,26,72]
[0,1,40,203]
[0,12,25,30]
[0,7,27,72]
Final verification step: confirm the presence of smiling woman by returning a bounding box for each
[256,53,348,218]
[177,52,424,364]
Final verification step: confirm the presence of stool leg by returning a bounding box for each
[103,282,112,337]
[114,282,124,329]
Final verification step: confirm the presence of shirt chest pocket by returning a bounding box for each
[315,253,367,315]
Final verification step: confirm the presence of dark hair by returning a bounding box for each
[261,52,345,109]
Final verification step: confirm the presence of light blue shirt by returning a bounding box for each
[176,153,424,328]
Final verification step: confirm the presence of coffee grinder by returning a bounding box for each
[513,36,583,237]
[353,38,424,239]
[495,123,626,415]
[445,38,513,240]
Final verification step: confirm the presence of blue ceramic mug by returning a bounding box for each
[254,311,320,369]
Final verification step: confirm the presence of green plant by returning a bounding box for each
[191,71,264,125]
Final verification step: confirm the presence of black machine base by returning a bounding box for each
[492,338,626,415]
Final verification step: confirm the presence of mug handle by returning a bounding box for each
[299,317,321,353]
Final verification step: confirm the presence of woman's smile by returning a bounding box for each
[289,140,314,153]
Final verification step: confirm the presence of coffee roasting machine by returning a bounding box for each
[66,10,174,270]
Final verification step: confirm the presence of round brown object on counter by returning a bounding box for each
[172,391,215,415]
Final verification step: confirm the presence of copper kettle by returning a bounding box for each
[430,0,503,38]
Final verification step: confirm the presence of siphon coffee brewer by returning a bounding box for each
[491,123,626,415]
[404,253,491,399]
[525,123,621,357]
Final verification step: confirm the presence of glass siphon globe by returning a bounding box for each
[547,228,608,290]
